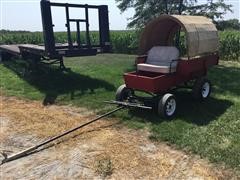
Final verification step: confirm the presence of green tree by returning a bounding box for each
[216,19,240,30]
[116,0,233,28]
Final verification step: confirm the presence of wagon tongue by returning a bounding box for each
[104,100,152,110]
[0,106,125,165]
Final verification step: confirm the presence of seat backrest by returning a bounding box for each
[146,46,179,66]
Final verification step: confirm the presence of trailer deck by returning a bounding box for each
[0,45,22,57]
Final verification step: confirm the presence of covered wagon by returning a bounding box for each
[116,14,219,118]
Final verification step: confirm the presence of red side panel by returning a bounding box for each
[124,72,177,93]
[205,54,219,67]
[124,54,219,94]
[177,54,219,78]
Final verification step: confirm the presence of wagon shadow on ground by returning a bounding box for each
[3,59,115,105]
[125,95,232,126]
[209,64,240,97]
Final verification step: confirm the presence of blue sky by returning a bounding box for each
[0,0,239,31]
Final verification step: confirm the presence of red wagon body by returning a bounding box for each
[124,54,219,93]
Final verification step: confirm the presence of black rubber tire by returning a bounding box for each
[192,77,211,100]
[158,93,177,118]
[0,52,12,61]
[115,84,133,101]
[0,52,2,62]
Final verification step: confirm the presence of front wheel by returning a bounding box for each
[192,77,211,100]
[158,93,177,118]
[115,84,133,101]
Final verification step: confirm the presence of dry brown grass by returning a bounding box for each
[1,96,96,138]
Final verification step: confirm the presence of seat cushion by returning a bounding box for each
[137,63,177,73]
[146,46,179,66]
[137,46,179,73]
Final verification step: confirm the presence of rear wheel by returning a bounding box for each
[158,93,177,118]
[115,84,133,101]
[192,77,211,100]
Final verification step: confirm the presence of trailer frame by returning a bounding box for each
[0,0,111,69]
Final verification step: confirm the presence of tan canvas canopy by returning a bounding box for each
[139,15,219,57]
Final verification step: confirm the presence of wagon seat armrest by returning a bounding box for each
[135,55,148,65]
[169,59,180,73]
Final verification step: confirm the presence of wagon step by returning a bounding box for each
[105,100,152,110]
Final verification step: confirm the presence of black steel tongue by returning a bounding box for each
[0,151,9,165]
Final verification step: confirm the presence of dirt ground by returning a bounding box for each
[0,96,237,179]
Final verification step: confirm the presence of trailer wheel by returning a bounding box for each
[0,52,2,62]
[158,93,177,118]
[192,77,211,100]
[0,52,12,62]
[115,84,133,101]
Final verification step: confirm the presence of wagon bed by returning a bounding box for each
[124,54,218,93]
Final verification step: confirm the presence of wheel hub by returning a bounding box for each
[202,82,210,98]
[166,99,176,116]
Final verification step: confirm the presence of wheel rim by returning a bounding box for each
[122,89,132,101]
[166,98,176,116]
[201,82,210,98]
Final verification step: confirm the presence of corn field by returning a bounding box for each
[0,30,239,61]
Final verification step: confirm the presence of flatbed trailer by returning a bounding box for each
[0,0,111,69]
[0,45,22,57]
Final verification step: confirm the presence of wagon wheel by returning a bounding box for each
[115,84,133,101]
[158,93,177,118]
[192,77,211,100]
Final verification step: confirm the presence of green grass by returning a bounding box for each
[0,54,240,171]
